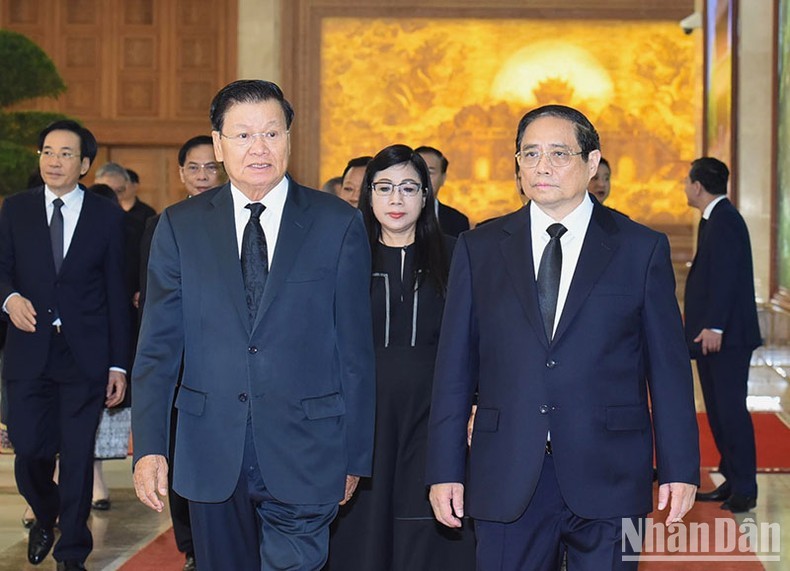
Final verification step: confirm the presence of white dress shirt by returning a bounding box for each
[230,177,289,266]
[530,193,594,337]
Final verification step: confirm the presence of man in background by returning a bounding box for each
[94,163,155,225]
[125,168,157,224]
[0,120,129,571]
[337,156,371,208]
[684,157,761,513]
[416,146,470,237]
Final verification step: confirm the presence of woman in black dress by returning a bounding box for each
[327,145,475,570]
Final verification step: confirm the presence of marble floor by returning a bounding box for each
[0,348,788,570]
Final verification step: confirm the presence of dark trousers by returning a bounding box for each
[6,331,105,563]
[168,404,193,555]
[696,348,758,497]
[475,453,643,571]
[188,420,338,571]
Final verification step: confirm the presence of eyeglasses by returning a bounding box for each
[515,149,583,168]
[38,150,80,161]
[219,130,289,147]
[371,181,424,197]
[184,163,220,175]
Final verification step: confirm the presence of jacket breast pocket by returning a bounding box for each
[174,385,207,417]
[301,392,346,420]
[473,407,500,433]
[605,404,649,431]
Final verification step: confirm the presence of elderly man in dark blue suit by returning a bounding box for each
[683,157,761,513]
[132,80,375,570]
[0,120,130,571]
[426,105,700,570]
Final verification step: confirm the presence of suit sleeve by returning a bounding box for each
[105,207,132,371]
[425,233,479,485]
[642,235,700,486]
[700,213,746,332]
[0,198,17,305]
[131,210,184,464]
[334,211,376,477]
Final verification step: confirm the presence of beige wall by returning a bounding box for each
[238,0,281,83]
[737,0,774,302]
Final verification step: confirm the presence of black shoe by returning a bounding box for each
[696,482,731,502]
[27,522,54,565]
[22,515,35,529]
[721,494,757,513]
[183,553,197,571]
[56,562,87,571]
[91,498,111,511]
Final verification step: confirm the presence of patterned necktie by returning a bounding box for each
[241,203,268,323]
[536,223,567,342]
[50,198,65,274]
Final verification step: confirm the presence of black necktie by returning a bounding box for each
[50,198,64,274]
[537,223,567,342]
[696,217,707,251]
[241,203,269,323]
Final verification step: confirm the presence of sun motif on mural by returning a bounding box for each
[321,19,697,226]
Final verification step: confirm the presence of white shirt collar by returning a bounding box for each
[702,195,727,220]
[229,176,289,215]
[44,184,83,207]
[530,192,594,242]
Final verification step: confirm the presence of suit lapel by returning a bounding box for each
[207,184,250,330]
[252,181,314,331]
[499,206,549,349]
[552,202,618,344]
[30,187,58,277]
[56,188,89,277]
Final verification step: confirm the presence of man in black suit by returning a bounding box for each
[416,146,470,236]
[0,120,130,571]
[683,157,761,513]
[132,80,375,570]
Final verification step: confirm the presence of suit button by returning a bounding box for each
[238,393,248,402]
[248,346,258,354]
[546,360,557,368]
[539,404,549,414]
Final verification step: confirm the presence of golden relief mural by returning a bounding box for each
[320,19,696,226]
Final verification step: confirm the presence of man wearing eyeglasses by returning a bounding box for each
[426,105,699,570]
[132,80,375,570]
[0,120,130,571]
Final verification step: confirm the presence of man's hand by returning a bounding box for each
[339,475,360,506]
[6,295,36,332]
[694,329,722,355]
[133,454,169,512]
[105,371,127,407]
[467,405,477,447]
[429,482,465,528]
[657,482,697,525]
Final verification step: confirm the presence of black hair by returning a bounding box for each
[342,156,373,181]
[414,145,449,173]
[689,157,729,196]
[209,80,294,133]
[126,168,139,184]
[178,135,215,166]
[514,105,600,176]
[88,183,120,205]
[38,120,98,170]
[598,157,610,171]
[358,144,450,294]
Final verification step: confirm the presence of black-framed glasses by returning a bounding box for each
[38,149,80,161]
[371,181,424,197]
[219,130,289,147]
[515,149,583,168]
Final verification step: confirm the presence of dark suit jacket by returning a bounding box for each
[438,202,470,237]
[684,198,761,356]
[132,180,376,505]
[0,186,130,381]
[425,199,699,522]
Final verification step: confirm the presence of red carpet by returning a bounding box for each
[698,412,790,472]
[118,528,185,571]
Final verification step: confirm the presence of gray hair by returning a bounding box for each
[95,162,131,182]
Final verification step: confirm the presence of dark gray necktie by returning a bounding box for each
[241,203,268,322]
[537,223,567,342]
[50,198,65,274]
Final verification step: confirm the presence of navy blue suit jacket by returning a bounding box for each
[132,180,376,505]
[684,198,761,356]
[0,186,130,381]
[426,199,700,522]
